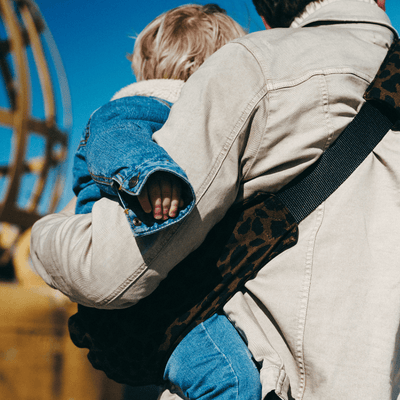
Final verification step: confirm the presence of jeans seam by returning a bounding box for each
[202,322,239,400]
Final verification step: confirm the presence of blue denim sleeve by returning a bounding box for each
[73,119,119,214]
[72,121,102,214]
[84,96,195,236]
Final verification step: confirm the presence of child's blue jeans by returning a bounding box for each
[164,313,262,400]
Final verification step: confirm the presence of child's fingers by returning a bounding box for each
[137,185,152,214]
[160,178,172,220]
[169,180,181,218]
[147,179,162,220]
[137,172,184,221]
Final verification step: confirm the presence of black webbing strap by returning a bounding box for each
[276,102,394,223]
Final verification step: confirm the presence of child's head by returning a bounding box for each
[131,4,246,82]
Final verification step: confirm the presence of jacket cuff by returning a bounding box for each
[111,160,196,237]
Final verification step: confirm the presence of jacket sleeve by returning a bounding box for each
[29,42,268,308]
[72,120,107,214]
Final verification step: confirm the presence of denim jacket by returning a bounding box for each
[73,85,195,236]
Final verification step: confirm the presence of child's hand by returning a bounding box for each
[137,172,184,220]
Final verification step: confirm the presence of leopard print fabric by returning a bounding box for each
[364,38,400,121]
[68,193,298,386]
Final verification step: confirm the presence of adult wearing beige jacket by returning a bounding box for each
[30,0,399,399]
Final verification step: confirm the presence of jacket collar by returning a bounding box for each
[291,0,398,38]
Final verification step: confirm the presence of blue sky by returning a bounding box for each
[35,0,400,210]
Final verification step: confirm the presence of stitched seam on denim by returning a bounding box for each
[77,117,92,149]
[137,208,184,260]
[78,135,89,148]
[77,140,87,149]
[117,158,170,179]
[116,166,195,237]
[92,160,177,191]
[130,213,190,236]
[128,167,191,195]
[115,173,124,183]
[89,172,113,186]
[114,164,194,236]
[128,202,195,237]
[153,97,172,109]
[116,160,176,188]
[202,322,239,400]
[295,204,325,400]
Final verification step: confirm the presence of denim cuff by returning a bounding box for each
[110,160,195,237]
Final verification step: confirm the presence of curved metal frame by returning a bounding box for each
[0,0,69,231]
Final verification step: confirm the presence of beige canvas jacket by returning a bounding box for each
[30,1,400,398]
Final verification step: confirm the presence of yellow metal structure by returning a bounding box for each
[0,239,124,400]
[0,1,124,398]
[0,0,68,229]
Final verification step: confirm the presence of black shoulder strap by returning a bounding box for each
[277,38,400,224]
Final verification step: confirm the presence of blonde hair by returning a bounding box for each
[131,4,246,82]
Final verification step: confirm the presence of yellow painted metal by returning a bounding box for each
[0,228,125,400]
[0,2,124,398]
[0,0,69,231]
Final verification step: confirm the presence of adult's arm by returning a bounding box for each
[30,40,271,309]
